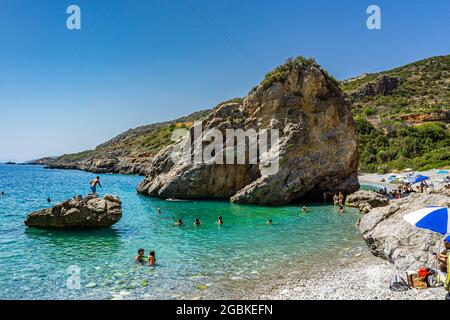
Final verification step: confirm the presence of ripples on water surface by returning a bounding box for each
[0,164,366,299]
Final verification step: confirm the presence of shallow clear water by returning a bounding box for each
[0,164,366,300]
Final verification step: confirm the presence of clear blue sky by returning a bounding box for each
[1,0,449,162]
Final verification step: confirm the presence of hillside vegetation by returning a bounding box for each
[343,55,450,172]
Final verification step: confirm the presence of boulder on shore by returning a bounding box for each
[346,190,389,213]
[358,191,450,271]
[25,194,122,229]
[137,58,359,205]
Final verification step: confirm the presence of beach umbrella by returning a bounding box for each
[405,174,429,185]
[403,207,450,238]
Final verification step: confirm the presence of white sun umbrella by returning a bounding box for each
[403,207,450,256]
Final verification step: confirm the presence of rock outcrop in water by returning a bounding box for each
[358,189,450,271]
[137,57,359,205]
[25,194,122,228]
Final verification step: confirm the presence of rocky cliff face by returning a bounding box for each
[349,75,401,100]
[358,189,450,271]
[137,58,359,205]
[25,194,122,228]
[30,110,211,175]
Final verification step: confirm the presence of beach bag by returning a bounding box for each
[389,275,411,292]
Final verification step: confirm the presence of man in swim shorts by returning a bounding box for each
[135,248,146,263]
[90,176,102,194]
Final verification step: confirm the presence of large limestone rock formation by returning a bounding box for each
[358,190,450,271]
[137,57,359,205]
[25,194,122,228]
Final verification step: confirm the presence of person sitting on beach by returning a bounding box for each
[217,216,224,225]
[135,248,146,264]
[333,194,339,206]
[194,218,201,226]
[438,239,450,300]
[338,204,345,213]
[148,250,156,266]
[174,219,183,226]
[90,176,102,194]
[267,219,273,225]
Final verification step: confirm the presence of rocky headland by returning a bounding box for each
[137,57,359,205]
[25,194,122,229]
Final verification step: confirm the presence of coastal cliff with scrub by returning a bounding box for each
[32,55,450,175]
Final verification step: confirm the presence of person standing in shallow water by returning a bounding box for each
[90,176,102,194]
[217,216,223,225]
[148,251,156,266]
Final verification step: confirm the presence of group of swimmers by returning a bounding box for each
[173,215,224,226]
[134,248,156,266]
[332,192,346,213]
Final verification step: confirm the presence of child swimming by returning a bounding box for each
[148,250,156,266]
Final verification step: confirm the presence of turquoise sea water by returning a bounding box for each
[0,164,366,300]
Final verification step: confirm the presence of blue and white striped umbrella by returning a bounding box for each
[403,207,450,239]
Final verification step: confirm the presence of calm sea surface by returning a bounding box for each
[0,164,369,299]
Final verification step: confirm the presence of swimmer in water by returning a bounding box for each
[135,248,146,263]
[339,204,345,213]
[217,216,224,225]
[174,219,183,226]
[267,219,273,225]
[47,197,51,203]
[148,250,156,266]
[301,206,309,213]
[156,208,161,214]
[194,218,201,226]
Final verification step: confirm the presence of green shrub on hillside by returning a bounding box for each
[356,117,450,172]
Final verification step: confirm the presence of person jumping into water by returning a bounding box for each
[90,176,102,194]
